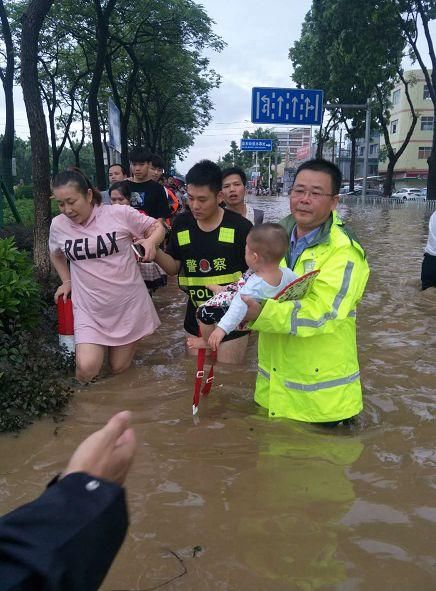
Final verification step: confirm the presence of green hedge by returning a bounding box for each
[0,237,73,432]
[0,236,40,331]
[14,184,33,200]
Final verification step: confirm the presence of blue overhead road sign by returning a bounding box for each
[240,138,273,151]
[251,87,324,125]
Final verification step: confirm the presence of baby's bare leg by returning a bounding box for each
[186,321,215,350]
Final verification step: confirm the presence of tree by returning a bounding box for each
[0,0,15,192]
[290,0,405,189]
[375,70,418,196]
[393,0,436,199]
[87,0,116,190]
[20,0,53,280]
[105,0,223,169]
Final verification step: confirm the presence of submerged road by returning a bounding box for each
[0,195,435,590]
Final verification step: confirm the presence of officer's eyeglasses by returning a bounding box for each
[290,188,335,200]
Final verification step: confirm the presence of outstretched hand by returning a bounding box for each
[62,411,137,486]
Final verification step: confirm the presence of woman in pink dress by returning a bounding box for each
[49,168,165,382]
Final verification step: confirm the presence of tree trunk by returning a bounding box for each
[384,158,396,197]
[20,0,53,281]
[0,0,15,193]
[88,0,117,190]
[349,132,356,192]
[316,137,324,159]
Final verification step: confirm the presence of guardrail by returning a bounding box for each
[342,195,436,210]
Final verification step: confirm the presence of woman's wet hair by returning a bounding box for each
[247,223,289,263]
[108,180,131,200]
[52,167,102,205]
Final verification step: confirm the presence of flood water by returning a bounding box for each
[1,196,436,590]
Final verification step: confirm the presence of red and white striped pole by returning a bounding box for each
[57,298,75,354]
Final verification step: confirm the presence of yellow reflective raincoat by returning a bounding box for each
[251,212,370,423]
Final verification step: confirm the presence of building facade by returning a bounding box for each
[378,69,433,185]
[276,128,312,163]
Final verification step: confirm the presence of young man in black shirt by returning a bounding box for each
[127,148,170,222]
[154,160,253,364]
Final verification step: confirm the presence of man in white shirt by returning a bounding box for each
[222,167,264,225]
[421,210,436,290]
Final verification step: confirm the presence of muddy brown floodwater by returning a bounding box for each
[1,196,436,590]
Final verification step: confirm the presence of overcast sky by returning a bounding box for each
[176,0,313,173]
[1,0,435,175]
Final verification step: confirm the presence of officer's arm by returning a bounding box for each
[252,250,369,337]
[155,248,181,276]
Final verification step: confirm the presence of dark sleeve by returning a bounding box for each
[165,215,185,261]
[0,472,128,591]
[153,184,171,219]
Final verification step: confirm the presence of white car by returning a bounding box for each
[392,188,421,200]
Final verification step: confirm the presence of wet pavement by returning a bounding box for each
[1,196,435,590]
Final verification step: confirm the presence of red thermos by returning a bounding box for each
[57,298,75,354]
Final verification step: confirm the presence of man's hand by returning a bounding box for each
[206,284,226,295]
[62,411,137,486]
[133,237,156,262]
[208,326,226,351]
[241,295,262,323]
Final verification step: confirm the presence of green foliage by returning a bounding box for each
[0,224,34,252]
[0,321,73,432]
[3,198,34,226]
[0,237,74,432]
[289,0,405,132]
[3,197,58,227]
[0,237,41,331]
[14,183,33,199]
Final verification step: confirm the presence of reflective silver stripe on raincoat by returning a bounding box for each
[290,261,354,334]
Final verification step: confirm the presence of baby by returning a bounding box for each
[189,223,298,352]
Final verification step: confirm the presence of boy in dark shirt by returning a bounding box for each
[127,148,170,222]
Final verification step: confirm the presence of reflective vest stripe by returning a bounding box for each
[258,367,270,379]
[218,227,235,243]
[179,271,242,287]
[284,371,360,392]
[258,365,360,392]
[290,260,354,334]
[177,230,190,246]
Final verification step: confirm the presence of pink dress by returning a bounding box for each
[49,204,161,346]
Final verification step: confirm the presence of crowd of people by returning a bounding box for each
[47,154,372,425]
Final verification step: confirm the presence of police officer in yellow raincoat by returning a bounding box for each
[244,159,370,424]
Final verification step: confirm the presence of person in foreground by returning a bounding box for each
[154,159,253,364]
[49,168,164,382]
[243,159,370,425]
[421,209,436,290]
[199,223,298,351]
[0,411,137,591]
